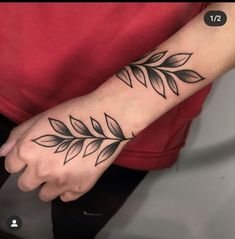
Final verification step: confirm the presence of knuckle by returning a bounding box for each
[15,140,32,160]
[4,148,27,174]
[4,160,13,173]
[15,142,26,159]
[36,167,50,179]
[17,181,26,192]
[60,196,68,202]
[9,127,18,138]
[39,190,50,202]
[72,185,83,193]
[73,184,88,194]
[17,177,30,192]
[55,174,67,186]
[60,193,76,202]
[71,175,95,194]
[35,162,54,180]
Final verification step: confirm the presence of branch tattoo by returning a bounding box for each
[32,113,134,166]
[116,50,205,98]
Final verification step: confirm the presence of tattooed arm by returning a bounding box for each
[112,2,235,133]
[2,3,235,202]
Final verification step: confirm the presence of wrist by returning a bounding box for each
[90,75,153,136]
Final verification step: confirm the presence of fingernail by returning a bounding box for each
[0,143,7,156]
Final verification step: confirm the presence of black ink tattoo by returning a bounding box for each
[32,113,134,166]
[116,50,205,98]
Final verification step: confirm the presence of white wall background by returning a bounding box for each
[0,68,235,239]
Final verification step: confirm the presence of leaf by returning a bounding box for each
[105,113,125,139]
[174,70,205,83]
[95,141,121,166]
[83,139,103,157]
[32,135,64,147]
[146,67,166,98]
[132,46,159,63]
[91,117,105,136]
[130,65,146,86]
[132,50,154,64]
[70,116,93,136]
[64,139,84,164]
[49,118,73,137]
[159,53,192,68]
[144,51,167,64]
[116,67,132,87]
[55,139,73,153]
[164,72,179,95]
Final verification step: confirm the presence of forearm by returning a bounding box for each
[90,2,235,136]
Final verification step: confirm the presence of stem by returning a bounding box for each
[157,68,173,74]
[131,63,174,75]
[72,134,134,141]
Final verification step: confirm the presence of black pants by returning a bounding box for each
[0,114,148,239]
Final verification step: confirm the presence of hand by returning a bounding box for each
[0,93,134,202]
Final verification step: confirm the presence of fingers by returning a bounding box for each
[0,139,18,158]
[0,115,39,156]
[17,166,43,192]
[0,129,23,156]
[39,181,67,202]
[4,146,26,173]
[39,181,83,202]
[60,191,82,202]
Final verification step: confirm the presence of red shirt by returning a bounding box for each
[0,3,211,170]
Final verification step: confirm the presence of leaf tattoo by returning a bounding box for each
[70,116,93,136]
[65,139,84,164]
[96,141,121,166]
[32,113,134,166]
[32,135,64,147]
[144,51,166,64]
[55,139,73,153]
[174,70,205,83]
[116,67,132,88]
[91,117,105,136]
[159,53,192,68]
[116,51,205,98]
[105,113,125,139]
[130,65,146,87]
[83,139,103,158]
[164,72,179,96]
[146,67,165,98]
[49,118,73,137]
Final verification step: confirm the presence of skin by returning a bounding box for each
[1,3,235,202]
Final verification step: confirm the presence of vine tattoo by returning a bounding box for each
[116,50,205,98]
[32,113,134,166]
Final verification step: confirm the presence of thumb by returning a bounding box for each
[0,114,41,156]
